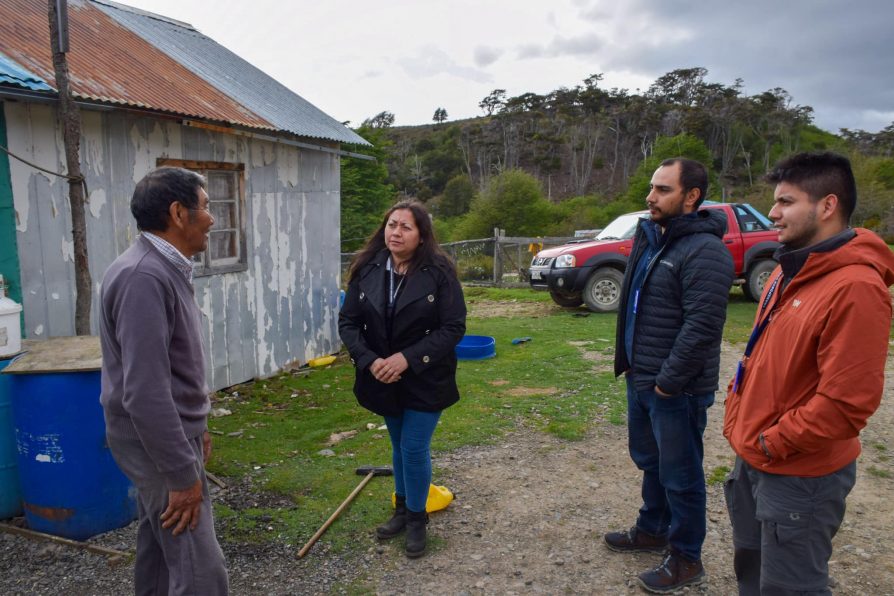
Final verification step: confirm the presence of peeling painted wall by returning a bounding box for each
[3,102,341,390]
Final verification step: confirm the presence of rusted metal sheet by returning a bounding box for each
[0,0,274,131]
[96,0,369,146]
[1,336,101,374]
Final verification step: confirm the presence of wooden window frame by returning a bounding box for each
[156,159,248,277]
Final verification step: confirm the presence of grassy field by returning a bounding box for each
[207,287,758,552]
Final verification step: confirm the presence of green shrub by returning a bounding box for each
[456,254,493,281]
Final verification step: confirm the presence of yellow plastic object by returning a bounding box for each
[307,355,336,368]
[391,484,454,513]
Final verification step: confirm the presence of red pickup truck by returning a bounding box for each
[529,202,780,312]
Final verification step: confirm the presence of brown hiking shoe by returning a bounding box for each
[604,526,668,553]
[638,550,705,593]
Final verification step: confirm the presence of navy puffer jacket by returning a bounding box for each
[614,209,734,395]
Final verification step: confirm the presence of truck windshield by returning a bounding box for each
[596,213,645,240]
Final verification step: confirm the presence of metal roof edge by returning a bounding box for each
[90,0,195,31]
[0,88,372,159]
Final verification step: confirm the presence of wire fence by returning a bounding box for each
[340,231,579,286]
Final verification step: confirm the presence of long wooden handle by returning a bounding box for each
[0,523,132,559]
[297,471,375,558]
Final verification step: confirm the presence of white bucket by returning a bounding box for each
[0,284,22,357]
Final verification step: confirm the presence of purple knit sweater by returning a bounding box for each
[100,236,209,490]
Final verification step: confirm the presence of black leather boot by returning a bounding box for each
[376,495,407,539]
[405,509,428,558]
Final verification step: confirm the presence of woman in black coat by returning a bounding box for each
[338,200,466,558]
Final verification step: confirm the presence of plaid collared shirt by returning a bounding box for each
[142,232,194,283]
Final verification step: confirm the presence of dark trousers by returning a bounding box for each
[109,435,228,596]
[626,376,713,561]
[724,457,856,596]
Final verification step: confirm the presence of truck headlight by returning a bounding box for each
[555,254,576,268]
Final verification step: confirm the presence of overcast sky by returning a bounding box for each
[122,0,893,134]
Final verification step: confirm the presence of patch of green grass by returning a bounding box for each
[873,443,888,452]
[867,466,892,479]
[707,465,732,486]
[724,289,758,345]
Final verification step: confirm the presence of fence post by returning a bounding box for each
[493,228,504,286]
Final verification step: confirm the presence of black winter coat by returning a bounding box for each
[339,250,467,416]
[614,209,734,395]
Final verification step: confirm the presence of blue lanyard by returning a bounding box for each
[744,272,784,358]
[733,272,783,393]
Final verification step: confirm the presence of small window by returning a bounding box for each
[157,159,247,276]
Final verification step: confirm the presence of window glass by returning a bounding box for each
[157,160,247,275]
[735,204,771,232]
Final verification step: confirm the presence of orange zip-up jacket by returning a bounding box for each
[723,229,894,477]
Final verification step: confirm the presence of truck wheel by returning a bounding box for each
[743,259,777,302]
[583,268,624,313]
[549,290,584,308]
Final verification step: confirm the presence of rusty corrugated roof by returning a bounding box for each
[0,0,279,134]
[95,0,368,145]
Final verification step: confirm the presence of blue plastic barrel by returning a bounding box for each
[9,369,137,540]
[0,356,23,518]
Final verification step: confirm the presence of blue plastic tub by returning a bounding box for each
[455,335,496,360]
[0,357,22,519]
[9,369,137,540]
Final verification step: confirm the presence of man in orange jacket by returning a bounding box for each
[723,152,894,595]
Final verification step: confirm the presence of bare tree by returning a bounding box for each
[48,0,91,335]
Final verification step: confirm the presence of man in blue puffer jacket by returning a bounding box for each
[605,158,734,594]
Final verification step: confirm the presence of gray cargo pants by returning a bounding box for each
[724,456,856,596]
[109,435,228,596]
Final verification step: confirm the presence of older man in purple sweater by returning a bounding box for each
[100,167,227,595]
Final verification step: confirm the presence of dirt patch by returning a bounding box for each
[467,299,564,319]
[569,340,614,373]
[489,380,511,386]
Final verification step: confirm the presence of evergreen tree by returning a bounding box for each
[340,125,396,252]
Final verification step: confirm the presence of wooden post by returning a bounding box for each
[48,0,91,335]
[492,227,503,286]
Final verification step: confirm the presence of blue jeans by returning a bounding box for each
[383,409,441,513]
[626,376,714,561]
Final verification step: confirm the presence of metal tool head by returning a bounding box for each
[355,465,393,477]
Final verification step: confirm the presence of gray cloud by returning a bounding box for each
[397,45,493,84]
[473,45,504,67]
[517,43,546,59]
[523,0,894,132]
[515,32,604,60]
[549,32,604,56]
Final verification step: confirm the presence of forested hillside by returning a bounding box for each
[341,67,894,250]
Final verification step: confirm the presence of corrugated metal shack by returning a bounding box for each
[0,0,369,390]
